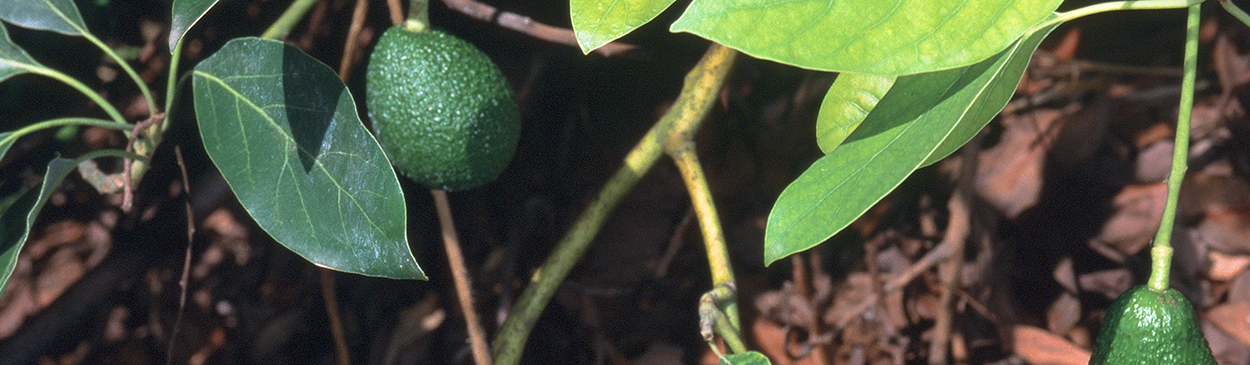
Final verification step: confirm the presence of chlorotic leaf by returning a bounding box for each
[817,72,895,153]
[0,0,89,36]
[670,0,1061,75]
[0,23,42,84]
[571,0,677,53]
[193,38,425,279]
[764,21,1059,265]
[170,0,220,51]
[0,157,87,299]
[719,352,772,365]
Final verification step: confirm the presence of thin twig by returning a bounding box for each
[492,44,736,365]
[432,189,493,365]
[166,145,195,365]
[387,0,405,25]
[928,191,970,365]
[317,269,351,365]
[437,0,638,57]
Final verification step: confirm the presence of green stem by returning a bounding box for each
[260,0,321,40]
[699,284,745,354]
[491,44,737,365]
[75,148,148,164]
[2,118,127,142]
[81,33,157,117]
[1219,0,1250,29]
[405,0,430,32]
[1037,0,1204,32]
[165,38,185,121]
[27,67,128,125]
[1148,3,1200,293]
[668,142,741,341]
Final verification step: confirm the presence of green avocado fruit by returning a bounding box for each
[366,25,521,191]
[1088,285,1216,365]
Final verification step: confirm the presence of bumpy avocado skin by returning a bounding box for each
[1088,285,1216,365]
[366,26,521,191]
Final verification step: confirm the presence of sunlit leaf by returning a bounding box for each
[720,352,771,365]
[0,157,85,299]
[193,38,425,279]
[571,0,676,53]
[0,0,89,36]
[817,72,895,153]
[765,22,1059,265]
[170,0,220,51]
[670,0,1061,75]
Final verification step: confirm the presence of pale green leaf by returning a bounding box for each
[0,157,85,299]
[571,0,677,53]
[0,0,88,36]
[170,0,220,51]
[0,23,42,84]
[670,0,1061,75]
[193,38,425,279]
[817,72,895,153]
[720,352,772,365]
[764,22,1059,265]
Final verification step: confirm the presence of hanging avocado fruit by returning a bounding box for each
[366,24,521,191]
[1088,285,1216,365]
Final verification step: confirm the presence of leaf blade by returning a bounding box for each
[0,23,42,84]
[764,22,1059,265]
[193,38,424,279]
[670,0,1061,75]
[0,157,86,299]
[170,0,220,51]
[817,72,895,153]
[571,0,677,53]
[0,0,89,36]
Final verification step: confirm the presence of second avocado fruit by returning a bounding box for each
[367,24,521,191]
[1088,285,1216,365]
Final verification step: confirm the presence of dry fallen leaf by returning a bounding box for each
[1206,301,1250,347]
[1012,325,1090,365]
[1209,251,1250,282]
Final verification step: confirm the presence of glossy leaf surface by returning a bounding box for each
[170,0,220,51]
[0,157,82,299]
[0,0,89,35]
[571,0,676,53]
[817,72,895,153]
[765,22,1059,265]
[670,0,1060,75]
[193,38,424,279]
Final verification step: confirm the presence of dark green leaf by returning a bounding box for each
[0,157,83,299]
[817,73,895,153]
[670,0,1061,75]
[0,23,41,84]
[764,22,1059,265]
[0,0,88,36]
[170,0,220,51]
[719,352,772,365]
[193,38,424,279]
[571,0,676,53]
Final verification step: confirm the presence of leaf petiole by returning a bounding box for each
[1035,0,1205,32]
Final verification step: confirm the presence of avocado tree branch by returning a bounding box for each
[437,0,638,57]
[667,140,744,350]
[491,43,737,365]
